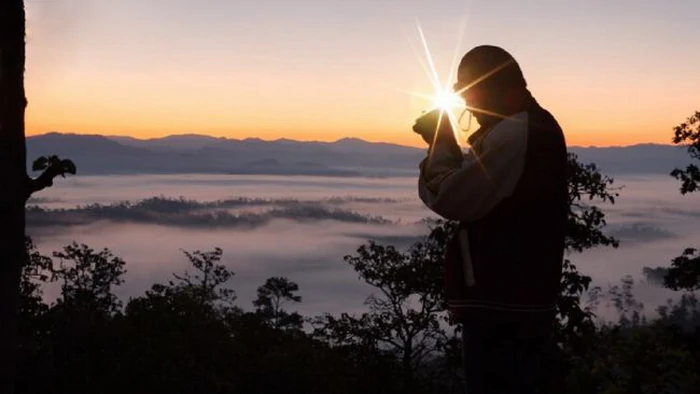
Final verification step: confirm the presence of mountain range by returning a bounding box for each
[25,132,692,177]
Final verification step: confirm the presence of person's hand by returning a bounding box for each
[413,109,452,145]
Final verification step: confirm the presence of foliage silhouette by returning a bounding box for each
[660,111,700,293]
[27,155,77,199]
[254,276,303,332]
[52,242,126,314]
[670,111,700,195]
[312,239,449,393]
[14,228,700,394]
[664,248,700,292]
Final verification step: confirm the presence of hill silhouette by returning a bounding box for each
[26,132,692,176]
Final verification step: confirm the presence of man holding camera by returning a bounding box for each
[414,45,568,393]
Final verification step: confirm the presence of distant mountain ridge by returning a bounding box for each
[26,132,692,177]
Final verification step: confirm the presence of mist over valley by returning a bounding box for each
[25,170,700,322]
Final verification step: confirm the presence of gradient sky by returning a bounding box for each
[24,0,700,147]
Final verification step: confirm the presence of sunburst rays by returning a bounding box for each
[412,21,466,142]
[404,20,512,146]
[405,20,505,183]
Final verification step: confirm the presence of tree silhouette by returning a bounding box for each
[664,248,700,292]
[312,239,451,393]
[557,153,619,346]
[664,111,700,291]
[565,153,620,252]
[670,111,700,195]
[0,2,30,390]
[41,244,126,393]
[172,247,236,309]
[19,237,53,320]
[0,2,75,391]
[16,236,53,389]
[605,275,646,328]
[9,234,700,393]
[51,242,126,314]
[122,247,239,394]
[253,276,303,332]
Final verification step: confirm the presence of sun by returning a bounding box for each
[431,88,465,113]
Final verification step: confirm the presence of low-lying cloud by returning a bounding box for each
[27,196,406,229]
[27,173,700,321]
[608,222,676,242]
[31,219,429,318]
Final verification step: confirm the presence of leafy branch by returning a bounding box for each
[25,155,77,200]
[670,110,700,194]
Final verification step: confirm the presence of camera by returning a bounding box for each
[413,109,449,144]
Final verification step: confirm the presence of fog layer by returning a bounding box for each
[27,174,700,319]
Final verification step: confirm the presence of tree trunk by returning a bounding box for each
[0,1,28,393]
[402,340,414,393]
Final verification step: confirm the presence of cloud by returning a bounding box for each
[26,196,64,204]
[27,173,700,320]
[29,218,429,317]
[26,196,406,229]
[608,222,676,243]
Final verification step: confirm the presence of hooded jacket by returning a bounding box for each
[418,99,568,321]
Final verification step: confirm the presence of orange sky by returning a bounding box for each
[24,0,700,148]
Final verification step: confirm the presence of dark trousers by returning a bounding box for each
[461,318,557,394]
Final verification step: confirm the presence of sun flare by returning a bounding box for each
[432,88,465,112]
[402,20,470,148]
[405,21,515,137]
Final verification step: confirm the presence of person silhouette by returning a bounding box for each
[414,45,568,393]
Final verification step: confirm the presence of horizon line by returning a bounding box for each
[28,131,676,150]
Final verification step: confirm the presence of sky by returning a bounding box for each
[24,0,700,147]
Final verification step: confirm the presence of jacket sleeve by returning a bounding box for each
[418,112,529,222]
